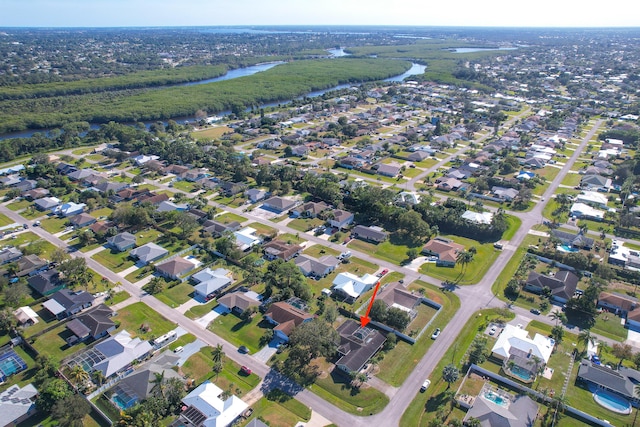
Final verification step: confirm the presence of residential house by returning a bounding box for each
[132,155,159,166]
[396,192,421,206]
[65,304,116,344]
[13,179,37,192]
[23,188,49,200]
[376,163,401,177]
[155,257,195,280]
[292,201,330,218]
[137,192,170,206]
[107,232,137,252]
[181,168,209,182]
[331,272,379,303]
[217,290,261,316]
[156,200,188,212]
[550,230,594,250]
[54,202,86,217]
[291,145,309,157]
[177,381,248,427]
[191,267,233,300]
[464,391,538,427]
[491,324,554,383]
[337,156,365,169]
[110,362,183,410]
[421,238,465,267]
[570,202,605,221]
[67,168,100,181]
[491,186,519,201]
[27,269,65,296]
[351,225,388,243]
[13,306,39,326]
[435,177,464,192]
[0,175,21,187]
[233,227,262,251]
[69,212,96,228]
[129,242,169,265]
[219,180,247,196]
[597,292,638,317]
[90,220,116,236]
[577,360,640,408]
[329,209,355,230]
[581,174,612,192]
[164,164,189,176]
[88,330,153,378]
[576,191,609,209]
[263,240,303,261]
[93,181,128,194]
[0,247,22,265]
[16,254,48,277]
[377,282,423,321]
[43,289,94,319]
[34,196,61,211]
[461,210,493,225]
[262,196,299,213]
[408,151,431,162]
[0,384,38,427]
[264,302,314,342]
[295,254,340,278]
[335,320,386,374]
[523,270,579,304]
[203,220,242,237]
[246,188,268,203]
[608,240,640,270]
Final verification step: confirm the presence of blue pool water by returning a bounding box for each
[112,394,137,410]
[483,391,508,407]
[0,358,19,376]
[593,390,632,414]
[510,365,534,381]
[557,245,579,253]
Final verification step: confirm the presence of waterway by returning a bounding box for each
[0,53,425,140]
[448,47,518,53]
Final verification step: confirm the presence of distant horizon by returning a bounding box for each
[2,0,638,28]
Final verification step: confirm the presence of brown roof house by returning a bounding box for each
[261,196,299,214]
[377,282,423,324]
[217,290,261,316]
[422,237,465,267]
[264,302,314,342]
[155,257,195,280]
[352,225,389,243]
[598,292,638,317]
[263,239,303,261]
[523,270,579,304]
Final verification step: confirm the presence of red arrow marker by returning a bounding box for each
[360,281,381,328]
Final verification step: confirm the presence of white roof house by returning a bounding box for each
[461,210,493,225]
[576,191,609,208]
[570,202,605,221]
[180,381,248,427]
[233,227,262,251]
[491,324,554,364]
[332,272,379,301]
[92,330,153,377]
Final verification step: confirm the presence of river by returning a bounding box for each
[0,54,425,140]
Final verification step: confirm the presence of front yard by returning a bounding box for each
[207,310,271,354]
[115,302,176,340]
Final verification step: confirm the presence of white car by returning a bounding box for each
[420,379,431,392]
[489,326,497,336]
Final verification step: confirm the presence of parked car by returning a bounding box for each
[240,366,252,375]
[238,345,249,354]
[489,326,497,336]
[420,379,431,392]
[378,269,389,277]
[530,308,541,315]
[173,346,183,353]
[591,355,601,365]
[431,328,441,340]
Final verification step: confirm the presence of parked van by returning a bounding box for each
[173,346,183,353]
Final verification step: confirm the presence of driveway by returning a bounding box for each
[195,305,226,328]
[175,338,207,367]
[252,337,282,363]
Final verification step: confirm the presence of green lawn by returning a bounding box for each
[246,222,276,237]
[91,248,136,273]
[241,396,310,427]
[6,199,32,212]
[172,180,198,193]
[288,217,324,232]
[90,207,113,219]
[105,290,130,306]
[377,281,460,386]
[31,323,92,362]
[347,238,416,265]
[155,282,195,308]
[39,216,69,234]
[208,310,270,354]
[211,212,245,224]
[560,173,582,187]
[181,348,260,395]
[419,235,501,285]
[115,302,176,340]
[184,299,218,320]
[303,244,339,258]
[310,369,390,415]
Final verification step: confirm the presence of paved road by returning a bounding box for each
[5,118,606,426]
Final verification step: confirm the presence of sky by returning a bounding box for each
[1,0,638,28]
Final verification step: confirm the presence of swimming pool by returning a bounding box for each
[557,245,579,253]
[593,389,632,414]
[483,390,509,407]
[0,351,28,380]
[507,365,534,382]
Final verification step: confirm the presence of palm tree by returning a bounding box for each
[578,329,596,353]
[149,370,166,397]
[549,310,567,326]
[68,364,89,388]
[442,364,459,389]
[92,370,105,387]
[633,385,640,426]
[456,250,474,275]
[597,340,610,357]
[551,394,569,426]
[212,344,225,365]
